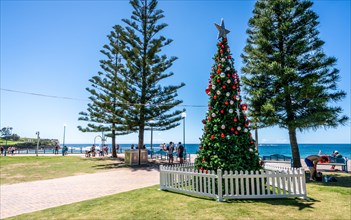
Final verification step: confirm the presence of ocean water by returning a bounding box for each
[67,143,351,159]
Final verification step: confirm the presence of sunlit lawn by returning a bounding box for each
[7,173,351,220]
[0,156,125,185]
[1,156,350,219]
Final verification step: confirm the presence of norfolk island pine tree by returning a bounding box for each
[78,0,185,159]
[195,19,261,172]
[241,0,348,167]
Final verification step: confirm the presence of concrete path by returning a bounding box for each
[0,167,160,219]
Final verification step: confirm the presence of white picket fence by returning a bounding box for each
[160,163,307,201]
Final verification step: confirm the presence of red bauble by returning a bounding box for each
[223,38,227,42]
[211,135,215,140]
[227,74,230,77]
[202,120,206,124]
[208,117,211,121]
[205,88,210,94]
[233,95,237,99]
[220,110,224,114]
[242,104,248,111]
[235,131,239,135]
[244,116,247,119]
[248,120,251,123]
[210,75,214,79]
[218,42,222,46]
[227,55,231,59]
[202,157,205,162]
[245,123,249,127]
[221,45,224,49]
[234,118,238,122]
[232,85,235,89]
[218,64,221,69]
[222,85,226,89]
[225,101,229,105]
[217,69,221,74]
[206,170,209,174]
[216,79,220,83]
[200,167,204,171]
[220,49,223,54]
[213,95,217,100]
[250,140,254,144]
[221,133,225,138]
[230,127,234,132]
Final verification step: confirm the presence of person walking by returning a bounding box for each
[54,145,59,155]
[166,142,174,164]
[177,142,184,164]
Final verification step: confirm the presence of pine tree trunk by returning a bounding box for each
[111,126,117,158]
[288,127,302,168]
[138,126,144,166]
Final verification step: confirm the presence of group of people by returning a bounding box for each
[162,141,185,164]
[85,144,111,157]
[0,146,17,156]
[305,150,343,181]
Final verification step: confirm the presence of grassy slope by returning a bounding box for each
[0,156,125,185]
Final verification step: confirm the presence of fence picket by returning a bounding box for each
[224,170,228,196]
[230,170,234,196]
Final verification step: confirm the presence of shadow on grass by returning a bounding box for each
[161,189,318,210]
[228,196,320,211]
[305,173,351,188]
[89,158,164,172]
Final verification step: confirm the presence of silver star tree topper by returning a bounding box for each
[214,18,230,39]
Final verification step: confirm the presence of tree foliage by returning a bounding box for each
[78,25,130,157]
[78,0,185,155]
[241,0,348,167]
[118,0,185,148]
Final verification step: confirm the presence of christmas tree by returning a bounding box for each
[195,19,261,172]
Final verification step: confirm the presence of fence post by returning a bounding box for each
[217,169,223,202]
[160,165,165,190]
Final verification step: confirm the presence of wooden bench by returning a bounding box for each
[262,154,292,163]
[318,156,348,172]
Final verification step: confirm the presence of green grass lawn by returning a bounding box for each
[7,174,351,220]
[0,156,125,185]
[2,156,350,219]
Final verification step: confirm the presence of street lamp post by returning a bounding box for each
[181,112,186,149]
[150,120,155,158]
[35,131,40,156]
[63,124,66,151]
[150,120,155,150]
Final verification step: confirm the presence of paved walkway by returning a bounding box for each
[0,167,160,219]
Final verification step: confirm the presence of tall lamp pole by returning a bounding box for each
[35,131,40,156]
[63,124,66,150]
[150,120,155,150]
[181,112,186,149]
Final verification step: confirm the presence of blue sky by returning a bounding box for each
[1,0,350,145]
